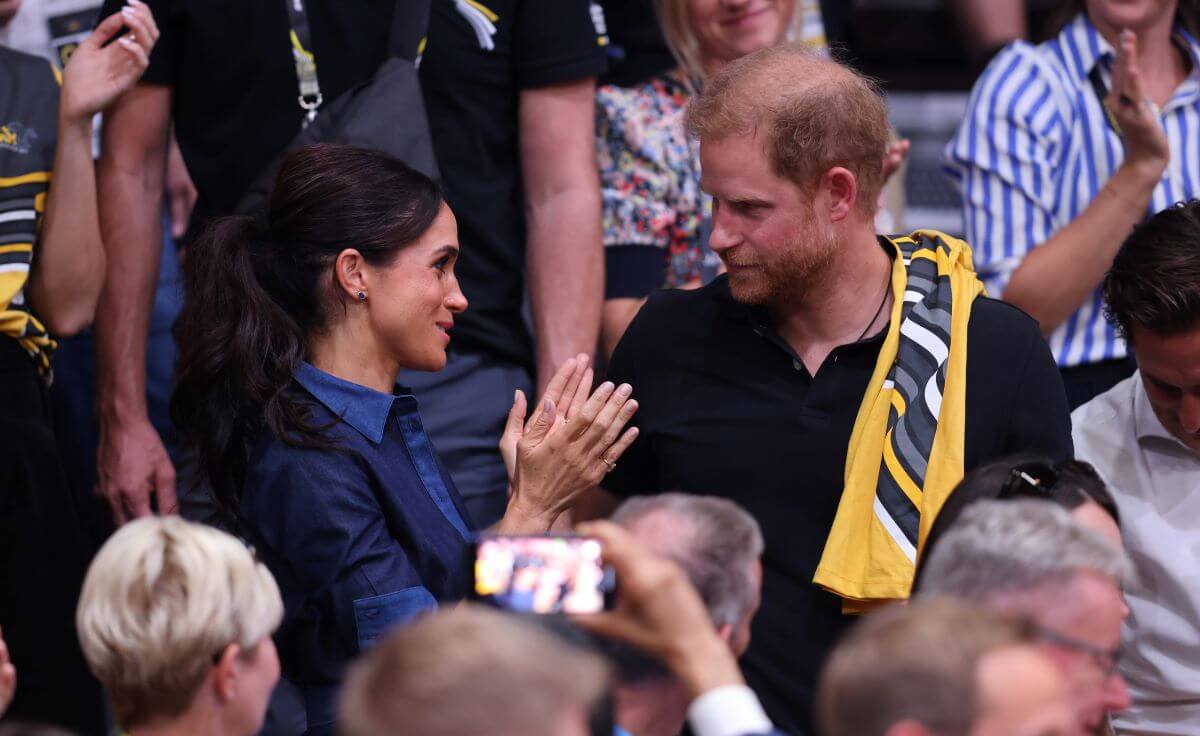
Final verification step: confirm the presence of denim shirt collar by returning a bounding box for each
[294,362,410,444]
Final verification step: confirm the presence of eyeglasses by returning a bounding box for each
[1040,628,1123,679]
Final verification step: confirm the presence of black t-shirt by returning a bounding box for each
[603,273,1073,736]
[419,0,607,369]
[97,0,422,224]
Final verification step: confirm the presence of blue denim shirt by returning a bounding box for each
[242,363,475,734]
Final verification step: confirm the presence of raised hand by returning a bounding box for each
[572,521,746,699]
[1108,29,1170,179]
[59,0,159,123]
[499,358,638,530]
[499,353,593,486]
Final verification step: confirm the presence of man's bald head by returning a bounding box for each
[687,42,890,217]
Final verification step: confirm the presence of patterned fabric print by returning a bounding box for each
[596,69,710,289]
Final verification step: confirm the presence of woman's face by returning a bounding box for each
[227,638,281,736]
[686,0,795,68]
[363,203,468,372]
[1085,0,1177,35]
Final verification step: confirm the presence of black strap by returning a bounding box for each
[1087,65,1122,136]
[285,0,323,126]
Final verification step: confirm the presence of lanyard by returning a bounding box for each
[285,0,323,127]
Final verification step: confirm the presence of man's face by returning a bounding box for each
[971,644,1079,736]
[1033,572,1131,732]
[699,133,838,308]
[1130,325,1200,453]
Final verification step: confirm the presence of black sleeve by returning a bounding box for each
[514,0,608,89]
[98,0,179,86]
[1005,320,1074,459]
[964,299,1073,463]
[600,293,667,498]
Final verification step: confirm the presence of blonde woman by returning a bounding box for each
[597,0,828,356]
[75,516,283,736]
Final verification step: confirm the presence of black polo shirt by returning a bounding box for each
[603,272,1073,735]
[97,0,425,225]
[419,0,608,369]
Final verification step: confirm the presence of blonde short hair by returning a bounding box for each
[340,604,610,736]
[75,516,283,728]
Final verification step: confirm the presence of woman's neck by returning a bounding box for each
[1094,11,1190,105]
[308,322,400,395]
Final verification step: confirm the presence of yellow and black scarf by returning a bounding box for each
[813,230,984,610]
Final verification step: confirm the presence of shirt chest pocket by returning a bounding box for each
[352,586,437,651]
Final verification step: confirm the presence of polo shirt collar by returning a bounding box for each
[294,361,406,444]
[1132,371,1187,448]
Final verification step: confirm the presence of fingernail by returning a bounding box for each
[617,383,632,397]
[122,6,134,15]
[513,389,520,401]
[599,381,614,393]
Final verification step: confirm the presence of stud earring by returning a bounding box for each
[356,291,367,302]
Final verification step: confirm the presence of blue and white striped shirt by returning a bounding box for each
[944,13,1200,367]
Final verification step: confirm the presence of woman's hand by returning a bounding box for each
[498,359,639,531]
[499,353,594,487]
[59,0,159,124]
[1108,29,1170,182]
[0,625,15,718]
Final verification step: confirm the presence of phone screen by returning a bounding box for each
[473,534,613,614]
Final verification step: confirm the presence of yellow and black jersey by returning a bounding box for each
[0,46,59,380]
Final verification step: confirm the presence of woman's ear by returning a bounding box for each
[212,643,241,703]
[334,248,369,301]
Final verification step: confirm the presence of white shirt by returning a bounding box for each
[687,685,775,736]
[1073,374,1200,735]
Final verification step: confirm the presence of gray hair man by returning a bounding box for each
[921,500,1133,734]
[610,493,764,736]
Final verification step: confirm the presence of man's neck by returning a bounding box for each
[771,227,893,375]
[616,680,692,736]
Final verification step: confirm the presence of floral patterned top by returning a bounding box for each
[596,69,712,297]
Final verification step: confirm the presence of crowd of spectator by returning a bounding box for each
[1,1,1198,736]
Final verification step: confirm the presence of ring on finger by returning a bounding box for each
[600,456,615,471]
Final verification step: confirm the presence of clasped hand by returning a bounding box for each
[499,355,638,528]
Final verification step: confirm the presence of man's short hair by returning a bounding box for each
[1105,199,1200,339]
[919,500,1133,605]
[75,516,283,728]
[685,42,890,217]
[612,493,763,628]
[339,604,610,736]
[817,598,1038,736]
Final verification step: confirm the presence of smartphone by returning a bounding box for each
[471,534,615,614]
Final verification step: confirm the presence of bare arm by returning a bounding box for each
[520,78,603,393]
[28,4,159,336]
[95,81,175,523]
[1002,30,1169,335]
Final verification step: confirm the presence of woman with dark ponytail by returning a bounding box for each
[172,143,638,735]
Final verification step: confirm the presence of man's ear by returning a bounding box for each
[333,248,369,301]
[716,622,734,645]
[821,166,859,223]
